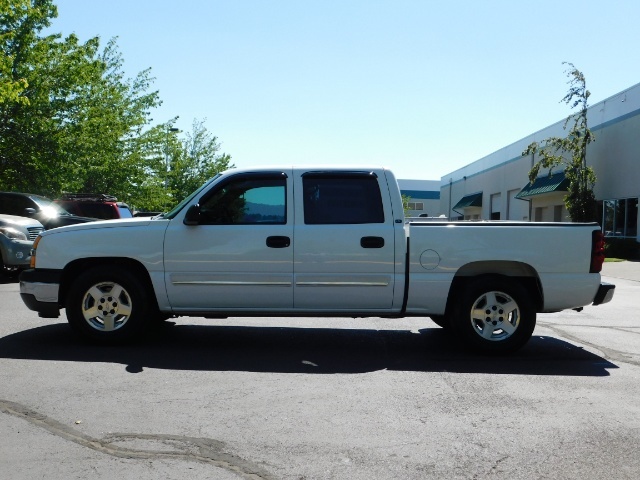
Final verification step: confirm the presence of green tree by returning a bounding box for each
[56,38,161,199]
[0,1,232,212]
[0,0,60,192]
[0,0,161,201]
[126,119,233,212]
[0,0,33,105]
[401,193,411,217]
[166,119,233,207]
[522,63,597,222]
[122,122,175,211]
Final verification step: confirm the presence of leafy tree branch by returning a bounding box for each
[522,62,598,222]
[0,0,233,212]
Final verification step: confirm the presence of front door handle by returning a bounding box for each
[266,236,291,248]
[361,236,385,248]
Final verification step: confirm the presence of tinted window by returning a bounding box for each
[2,195,32,216]
[87,204,114,219]
[198,176,286,225]
[303,174,384,224]
[59,202,114,219]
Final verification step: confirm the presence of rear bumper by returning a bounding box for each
[592,282,615,306]
[19,269,62,318]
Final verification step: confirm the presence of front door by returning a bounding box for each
[163,171,293,312]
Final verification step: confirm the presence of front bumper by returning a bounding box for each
[592,282,615,306]
[19,269,62,318]
[1,237,33,268]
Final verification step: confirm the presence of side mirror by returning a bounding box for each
[24,207,37,216]
[183,204,201,226]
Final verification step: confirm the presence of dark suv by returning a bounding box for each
[0,192,97,230]
[55,194,133,220]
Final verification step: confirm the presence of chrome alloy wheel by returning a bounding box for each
[81,281,133,332]
[469,290,520,342]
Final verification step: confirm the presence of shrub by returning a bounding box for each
[604,238,640,260]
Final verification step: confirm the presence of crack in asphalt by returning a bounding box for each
[538,321,640,367]
[0,399,275,480]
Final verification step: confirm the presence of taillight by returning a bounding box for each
[590,230,605,273]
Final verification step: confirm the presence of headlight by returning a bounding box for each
[0,227,28,241]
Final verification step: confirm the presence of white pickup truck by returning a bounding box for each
[19,166,614,353]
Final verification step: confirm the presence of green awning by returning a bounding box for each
[453,192,483,210]
[515,172,569,199]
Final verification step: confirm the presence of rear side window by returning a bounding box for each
[1,195,30,216]
[198,175,287,225]
[70,203,116,219]
[303,174,385,224]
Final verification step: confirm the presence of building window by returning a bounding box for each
[490,193,501,220]
[408,202,424,211]
[553,205,563,222]
[628,199,638,237]
[599,197,638,237]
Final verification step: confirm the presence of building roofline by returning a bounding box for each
[440,81,640,187]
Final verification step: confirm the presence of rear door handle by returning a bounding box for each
[266,236,291,248]
[360,236,385,248]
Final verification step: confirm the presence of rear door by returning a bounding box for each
[293,171,397,311]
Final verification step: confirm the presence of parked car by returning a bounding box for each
[0,214,44,275]
[0,192,97,230]
[55,193,133,220]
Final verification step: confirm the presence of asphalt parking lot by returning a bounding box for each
[0,262,639,479]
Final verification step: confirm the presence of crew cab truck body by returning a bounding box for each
[19,166,614,353]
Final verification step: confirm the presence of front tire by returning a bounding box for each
[66,266,151,343]
[452,276,536,354]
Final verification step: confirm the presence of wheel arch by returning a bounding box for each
[59,257,158,310]
[445,261,543,316]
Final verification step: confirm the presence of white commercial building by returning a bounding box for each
[397,179,441,218]
[439,82,640,241]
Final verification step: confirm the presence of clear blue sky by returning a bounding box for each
[51,0,640,180]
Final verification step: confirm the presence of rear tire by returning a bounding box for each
[451,276,536,354]
[66,266,151,343]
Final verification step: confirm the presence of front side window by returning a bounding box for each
[303,174,384,224]
[198,175,286,225]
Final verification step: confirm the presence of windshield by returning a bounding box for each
[29,195,72,217]
[163,174,222,219]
